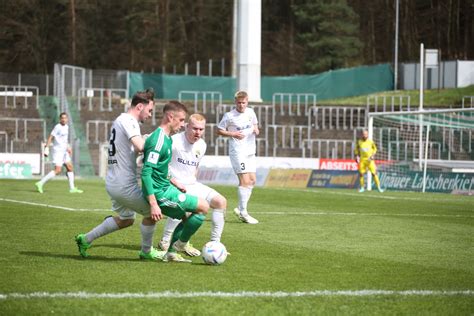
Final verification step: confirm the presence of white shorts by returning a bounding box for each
[106,184,150,220]
[184,182,220,205]
[230,153,256,174]
[51,150,72,166]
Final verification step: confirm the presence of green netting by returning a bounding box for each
[38,96,60,131]
[129,63,393,102]
[66,97,96,177]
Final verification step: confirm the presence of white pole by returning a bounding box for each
[367,116,374,191]
[231,0,238,77]
[422,124,430,193]
[394,0,399,90]
[419,43,424,170]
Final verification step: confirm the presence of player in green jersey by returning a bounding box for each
[141,100,209,263]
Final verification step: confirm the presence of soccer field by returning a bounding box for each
[0,179,472,315]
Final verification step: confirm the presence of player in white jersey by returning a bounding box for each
[75,89,164,260]
[35,112,83,194]
[158,113,227,252]
[217,90,259,224]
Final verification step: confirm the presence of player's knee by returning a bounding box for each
[211,195,227,209]
[116,218,134,228]
[197,199,210,215]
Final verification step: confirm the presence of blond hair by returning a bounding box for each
[234,90,248,99]
[189,113,206,123]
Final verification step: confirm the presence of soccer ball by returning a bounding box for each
[202,241,228,265]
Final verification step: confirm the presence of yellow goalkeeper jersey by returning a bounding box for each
[355,139,377,160]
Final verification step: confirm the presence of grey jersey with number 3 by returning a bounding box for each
[106,113,141,188]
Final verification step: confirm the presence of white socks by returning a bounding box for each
[85,216,119,244]
[161,209,226,243]
[238,186,253,216]
[67,171,75,190]
[161,218,181,243]
[39,170,56,185]
[140,223,156,253]
[210,209,225,242]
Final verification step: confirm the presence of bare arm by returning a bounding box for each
[253,124,260,136]
[146,194,163,222]
[170,177,186,193]
[130,135,146,153]
[45,134,54,148]
[217,128,245,140]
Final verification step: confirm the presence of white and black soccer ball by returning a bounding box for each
[202,241,228,265]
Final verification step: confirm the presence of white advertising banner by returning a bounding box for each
[0,153,41,174]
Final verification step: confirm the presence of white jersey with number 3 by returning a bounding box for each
[106,113,141,188]
[169,132,206,185]
[217,108,258,156]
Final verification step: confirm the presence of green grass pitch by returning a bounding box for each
[0,179,473,315]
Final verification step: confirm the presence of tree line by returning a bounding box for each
[0,0,472,75]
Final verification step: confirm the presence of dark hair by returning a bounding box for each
[59,112,67,118]
[131,88,154,107]
[163,100,188,114]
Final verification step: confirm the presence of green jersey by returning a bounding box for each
[141,127,173,197]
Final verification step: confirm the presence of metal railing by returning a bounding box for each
[462,96,474,108]
[214,136,229,156]
[272,93,317,117]
[302,139,354,159]
[0,131,10,152]
[308,106,367,130]
[267,124,312,157]
[388,141,441,161]
[203,123,217,146]
[78,88,128,111]
[367,95,411,112]
[86,120,112,144]
[0,85,39,109]
[0,118,46,142]
[178,90,222,115]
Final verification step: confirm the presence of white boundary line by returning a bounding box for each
[272,187,473,203]
[0,290,473,300]
[1,198,472,218]
[0,198,109,212]
[258,211,474,218]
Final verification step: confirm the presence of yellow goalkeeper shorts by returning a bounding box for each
[359,159,377,174]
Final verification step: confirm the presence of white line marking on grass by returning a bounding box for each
[258,211,474,218]
[273,187,472,203]
[0,290,472,300]
[1,198,472,218]
[0,198,109,212]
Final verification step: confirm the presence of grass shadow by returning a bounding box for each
[19,251,139,262]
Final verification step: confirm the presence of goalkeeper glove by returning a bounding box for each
[43,146,49,157]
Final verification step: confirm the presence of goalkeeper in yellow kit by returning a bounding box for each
[354,129,384,193]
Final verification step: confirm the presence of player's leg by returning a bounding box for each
[64,154,83,193]
[369,161,383,192]
[358,161,368,192]
[159,187,208,260]
[232,155,258,224]
[75,200,134,258]
[35,163,61,193]
[209,193,226,242]
[184,183,227,242]
[235,172,258,224]
[158,217,181,251]
[75,185,138,258]
[139,216,165,260]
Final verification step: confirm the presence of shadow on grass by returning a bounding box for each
[19,251,139,262]
[93,243,139,251]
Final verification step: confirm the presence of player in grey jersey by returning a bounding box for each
[75,89,164,260]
